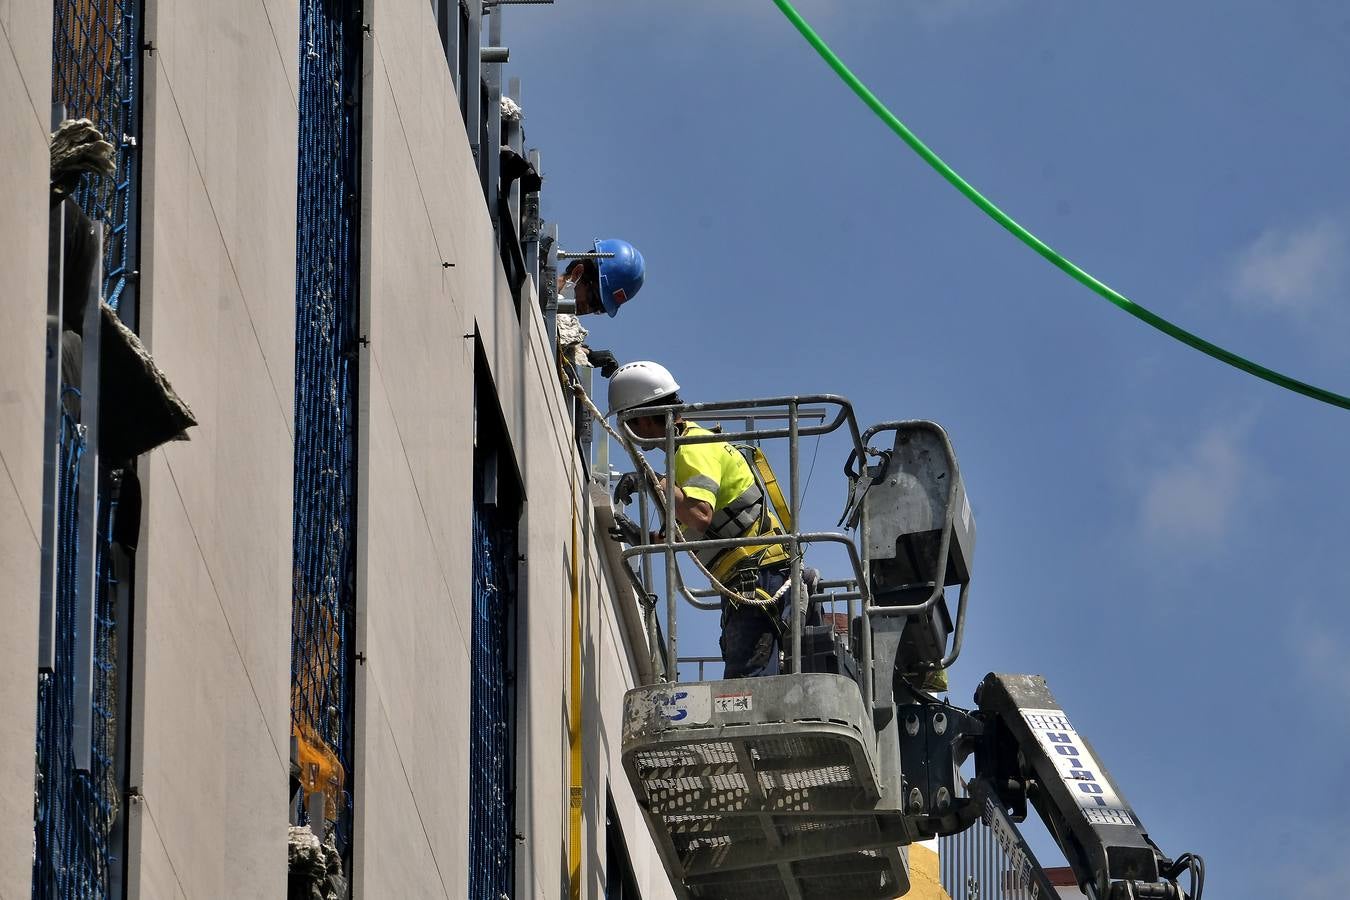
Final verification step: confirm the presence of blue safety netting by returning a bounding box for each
[290,0,362,857]
[36,0,141,896]
[468,467,517,900]
[33,412,121,900]
[51,0,140,311]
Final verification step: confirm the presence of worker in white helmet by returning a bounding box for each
[607,361,794,678]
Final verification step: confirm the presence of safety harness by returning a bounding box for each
[680,426,790,586]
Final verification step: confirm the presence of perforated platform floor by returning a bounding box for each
[622,674,911,900]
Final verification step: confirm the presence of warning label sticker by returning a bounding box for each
[714,693,752,714]
[1021,708,1136,828]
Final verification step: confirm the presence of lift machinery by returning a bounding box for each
[611,396,1203,900]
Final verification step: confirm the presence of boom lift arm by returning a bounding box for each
[953,673,1206,899]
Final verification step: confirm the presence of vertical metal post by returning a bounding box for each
[73,228,104,772]
[578,368,594,464]
[637,486,653,599]
[634,445,661,678]
[988,820,999,900]
[505,76,522,226]
[522,148,541,285]
[594,402,610,494]
[466,0,483,180]
[109,538,133,892]
[483,6,502,214]
[788,399,802,672]
[847,592,857,653]
[38,183,67,673]
[663,412,677,679]
[979,818,986,898]
[435,0,452,71]
[860,488,874,715]
[542,223,558,350]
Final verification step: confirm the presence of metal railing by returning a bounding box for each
[612,394,971,699]
[615,394,873,679]
[940,787,1065,900]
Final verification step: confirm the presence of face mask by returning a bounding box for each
[558,274,586,314]
[558,276,578,304]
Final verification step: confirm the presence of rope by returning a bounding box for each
[569,381,792,609]
[771,0,1350,412]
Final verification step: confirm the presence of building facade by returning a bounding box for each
[1,1,673,897]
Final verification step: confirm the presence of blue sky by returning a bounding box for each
[505,2,1350,895]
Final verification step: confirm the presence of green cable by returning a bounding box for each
[771,0,1350,411]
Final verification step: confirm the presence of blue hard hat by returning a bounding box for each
[593,238,644,317]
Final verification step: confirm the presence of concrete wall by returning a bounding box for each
[126,0,300,895]
[2,0,672,897]
[355,1,671,896]
[581,505,680,900]
[0,2,53,896]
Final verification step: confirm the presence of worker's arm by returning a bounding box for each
[658,478,714,533]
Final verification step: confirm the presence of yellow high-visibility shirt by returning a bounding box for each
[672,423,754,520]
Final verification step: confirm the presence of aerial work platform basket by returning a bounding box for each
[622,673,909,900]
[608,397,972,900]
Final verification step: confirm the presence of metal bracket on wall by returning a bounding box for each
[38,184,66,674]
[540,223,558,350]
[73,226,104,773]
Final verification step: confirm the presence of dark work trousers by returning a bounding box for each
[719,567,792,678]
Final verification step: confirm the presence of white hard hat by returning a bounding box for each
[607,361,680,416]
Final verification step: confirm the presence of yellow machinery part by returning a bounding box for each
[293,722,344,822]
[906,844,953,900]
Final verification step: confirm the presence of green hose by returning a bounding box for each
[771,0,1350,411]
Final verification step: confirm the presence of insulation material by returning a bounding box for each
[556,312,601,369]
[499,95,522,122]
[287,825,346,900]
[50,118,115,203]
[57,200,197,461]
[97,302,197,461]
[556,311,588,351]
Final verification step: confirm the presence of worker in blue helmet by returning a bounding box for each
[557,238,645,318]
[555,238,645,378]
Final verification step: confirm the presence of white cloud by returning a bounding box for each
[1291,858,1350,900]
[1230,215,1350,319]
[1288,602,1350,714]
[1138,423,1254,547]
[1300,627,1350,704]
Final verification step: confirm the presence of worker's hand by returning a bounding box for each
[587,348,619,378]
[613,471,643,506]
[608,513,644,546]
